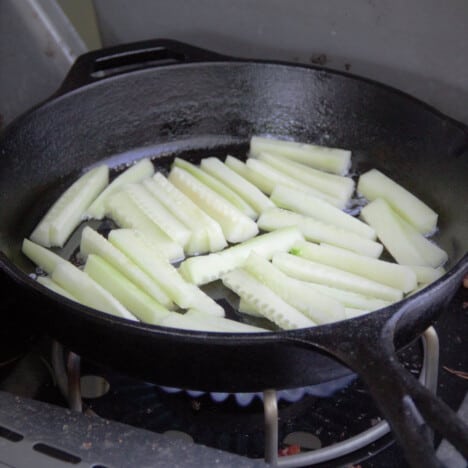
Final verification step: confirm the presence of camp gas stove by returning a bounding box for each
[0,285,466,468]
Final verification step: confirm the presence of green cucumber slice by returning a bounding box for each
[357,169,437,234]
[398,216,448,268]
[30,165,108,247]
[200,157,274,214]
[80,226,174,309]
[22,238,67,275]
[243,252,345,324]
[224,156,272,193]
[360,198,447,267]
[168,167,259,243]
[407,265,445,284]
[250,136,351,175]
[86,158,154,220]
[84,254,170,324]
[271,184,375,239]
[52,262,137,321]
[304,283,391,311]
[160,313,226,332]
[185,309,266,332]
[108,229,225,316]
[258,208,383,258]
[238,298,263,317]
[257,152,354,204]
[178,227,304,285]
[124,183,191,247]
[173,158,257,219]
[36,276,77,301]
[222,268,316,330]
[344,308,370,319]
[246,158,343,207]
[272,252,403,302]
[146,174,227,254]
[292,242,417,293]
[106,190,184,262]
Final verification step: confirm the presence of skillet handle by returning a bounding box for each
[290,325,468,468]
[56,39,227,95]
[343,331,468,468]
[286,264,468,468]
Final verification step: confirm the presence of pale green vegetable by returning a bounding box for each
[360,198,424,265]
[224,156,271,193]
[399,216,448,268]
[238,298,263,317]
[257,152,354,204]
[106,190,184,262]
[178,227,304,285]
[84,254,170,324]
[272,252,403,302]
[159,313,222,332]
[146,174,226,254]
[360,198,447,267]
[168,167,259,243]
[85,158,154,220]
[124,183,191,248]
[37,276,77,301]
[52,262,137,321]
[407,283,433,296]
[108,229,224,317]
[225,156,341,206]
[30,165,108,247]
[250,136,351,175]
[160,313,237,332]
[304,283,392,311]
[222,268,316,330]
[407,265,446,284]
[258,208,383,258]
[344,308,370,319]
[271,185,375,239]
[243,252,345,324]
[80,226,174,309]
[173,158,257,219]
[185,309,267,332]
[22,238,67,275]
[200,157,274,214]
[246,158,343,207]
[358,169,438,234]
[292,242,417,293]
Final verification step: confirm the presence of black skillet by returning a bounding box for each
[0,40,467,467]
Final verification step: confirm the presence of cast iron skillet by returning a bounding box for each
[0,40,467,467]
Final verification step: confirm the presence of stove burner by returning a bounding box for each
[159,373,356,406]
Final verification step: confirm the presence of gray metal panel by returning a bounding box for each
[93,0,468,125]
[0,0,87,128]
[0,391,266,468]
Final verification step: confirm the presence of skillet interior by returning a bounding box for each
[0,61,467,391]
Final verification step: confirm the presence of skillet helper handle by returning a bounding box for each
[287,265,468,468]
[57,39,227,95]
[344,334,468,468]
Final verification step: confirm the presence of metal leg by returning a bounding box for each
[51,341,83,412]
[264,389,279,466]
[67,351,82,412]
[421,326,439,395]
[51,341,69,399]
[420,326,439,443]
